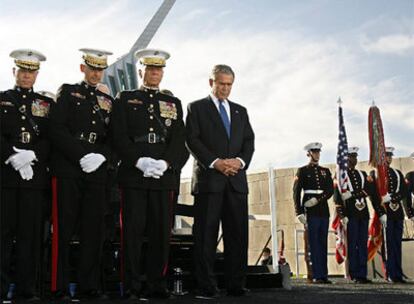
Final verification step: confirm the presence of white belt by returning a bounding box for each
[304,190,323,194]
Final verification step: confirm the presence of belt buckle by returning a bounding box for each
[148,132,156,144]
[20,132,31,143]
[88,132,97,144]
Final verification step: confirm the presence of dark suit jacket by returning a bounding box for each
[186,96,254,194]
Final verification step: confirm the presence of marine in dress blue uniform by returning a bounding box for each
[48,48,114,300]
[372,147,414,283]
[333,147,383,283]
[111,49,186,299]
[1,49,53,302]
[293,142,334,283]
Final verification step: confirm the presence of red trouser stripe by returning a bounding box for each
[162,190,175,277]
[119,188,125,284]
[51,177,59,292]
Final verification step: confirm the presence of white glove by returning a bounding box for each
[136,157,157,173]
[341,191,352,201]
[5,147,37,170]
[143,166,163,179]
[341,216,349,226]
[304,197,318,208]
[154,160,168,173]
[79,153,106,173]
[297,214,307,225]
[18,163,34,180]
[381,193,391,204]
[379,214,387,228]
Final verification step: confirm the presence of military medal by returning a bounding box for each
[165,118,171,127]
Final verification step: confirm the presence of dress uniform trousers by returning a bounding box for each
[307,216,329,280]
[1,188,46,298]
[121,188,173,294]
[385,219,403,280]
[347,217,369,279]
[52,177,106,293]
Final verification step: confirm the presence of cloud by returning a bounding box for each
[1,2,411,179]
[361,34,414,55]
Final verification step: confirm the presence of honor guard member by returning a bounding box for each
[48,48,114,300]
[110,49,185,299]
[1,49,53,302]
[333,147,381,283]
[293,142,334,284]
[372,147,414,283]
[405,153,414,219]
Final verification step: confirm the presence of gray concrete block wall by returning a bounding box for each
[179,157,414,276]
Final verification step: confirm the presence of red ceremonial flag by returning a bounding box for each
[367,213,383,261]
[367,104,388,261]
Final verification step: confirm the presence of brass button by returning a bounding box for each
[21,116,26,120]
[150,115,153,120]
[150,104,154,108]
[92,121,96,124]
[90,92,94,96]
[92,110,96,114]
[3,110,7,113]
[22,95,26,98]
[149,127,154,131]
[77,102,81,105]
[150,94,153,98]
[21,127,25,131]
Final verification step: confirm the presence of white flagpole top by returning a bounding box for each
[337,97,342,105]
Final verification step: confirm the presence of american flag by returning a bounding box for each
[336,101,349,192]
[332,100,349,267]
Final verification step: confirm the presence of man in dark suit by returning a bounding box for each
[186,64,255,298]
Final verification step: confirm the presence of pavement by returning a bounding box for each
[5,278,414,303]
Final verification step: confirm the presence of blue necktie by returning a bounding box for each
[218,100,230,138]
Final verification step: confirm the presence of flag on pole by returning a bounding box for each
[332,99,349,264]
[367,103,388,261]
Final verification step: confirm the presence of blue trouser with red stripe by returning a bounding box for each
[347,217,368,280]
[385,218,403,281]
[307,216,329,280]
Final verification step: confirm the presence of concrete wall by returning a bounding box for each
[178,157,414,277]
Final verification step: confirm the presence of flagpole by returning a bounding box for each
[337,97,350,279]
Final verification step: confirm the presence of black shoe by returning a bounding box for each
[322,279,332,284]
[387,278,403,284]
[195,288,219,300]
[81,289,108,300]
[147,288,170,299]
[227,288,250,297]
[25,295,41,302]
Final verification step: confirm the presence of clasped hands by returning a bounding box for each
[136,157,168,179]
[213,158,242,176]
[5,147,37,180]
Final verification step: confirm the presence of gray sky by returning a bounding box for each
[1,0,413,177]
